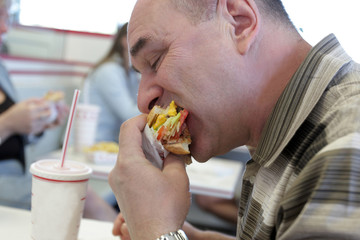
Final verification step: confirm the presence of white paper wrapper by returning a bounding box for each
[142,125,169,169]
[45,102,58,124]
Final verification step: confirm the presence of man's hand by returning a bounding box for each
[112,212,130,240]
[109,114,191,240]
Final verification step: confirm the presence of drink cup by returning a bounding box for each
[73,104,100,152]
[30,159,92,240]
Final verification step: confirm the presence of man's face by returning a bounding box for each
[128,0,251,161]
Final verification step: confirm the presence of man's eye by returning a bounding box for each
[150,57,160,71]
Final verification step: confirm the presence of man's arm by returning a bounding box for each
[112,214,236,240]
[109,115,191,240]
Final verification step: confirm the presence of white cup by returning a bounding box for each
[30,159,92,240]
[73,104,100,152]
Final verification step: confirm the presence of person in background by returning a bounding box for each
[0,0,117,223]
[81,22,140,221]
[82,22,140,143]
[109,0,360,239]
[0,0,69,208]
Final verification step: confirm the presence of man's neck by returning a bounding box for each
[247,28,312,147]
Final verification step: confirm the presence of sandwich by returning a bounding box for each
[43,91,64,102]
[43,91,65,123]
[142,100,192,167]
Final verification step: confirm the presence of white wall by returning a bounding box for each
[62,33,113,63]
[5,25,113,64]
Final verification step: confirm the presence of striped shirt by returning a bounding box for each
[237,34,360,240]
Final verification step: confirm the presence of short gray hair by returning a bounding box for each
[169,0,218,24]
[170,0,294,29]
[255,0,294,28]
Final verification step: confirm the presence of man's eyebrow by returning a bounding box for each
[130,37,150,57]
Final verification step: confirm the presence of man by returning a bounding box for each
[109,0,360,239]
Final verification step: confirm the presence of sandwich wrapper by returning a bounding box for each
[142,124,169,169]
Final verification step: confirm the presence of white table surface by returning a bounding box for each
[44,147,245,199]
[0,206,118,240]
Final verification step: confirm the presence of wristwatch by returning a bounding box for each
[156,229,188,240]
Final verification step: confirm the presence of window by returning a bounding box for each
[15,0,360,61]
[283,0,360,62]
[18,0,137,34]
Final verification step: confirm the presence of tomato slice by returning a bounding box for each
[171,110,189,140]
[157,125,166,141]
[179,109,188,127]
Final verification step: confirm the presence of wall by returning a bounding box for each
[5,25,113,63]
[1,25,114,164]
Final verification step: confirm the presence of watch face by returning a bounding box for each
[177,230,188,240]
[157,230,188,240]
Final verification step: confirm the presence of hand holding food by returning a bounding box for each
[142,101,192,168]
[109,114,191,240]
[43,91,65,124]
[2,98,51,136]
[43,91,69,127]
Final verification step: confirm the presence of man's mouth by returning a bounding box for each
[147,98,158,111]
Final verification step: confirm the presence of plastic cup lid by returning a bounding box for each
[30,159,92,181]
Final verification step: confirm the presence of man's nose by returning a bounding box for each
[137,76,162,114]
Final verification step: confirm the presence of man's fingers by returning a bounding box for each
[118,114,147,148]
[162,154,190,187]
[120,222,131,240]
[163,154,187,170]
[112,213,123,236]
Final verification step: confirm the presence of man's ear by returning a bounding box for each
[218,0,260,55]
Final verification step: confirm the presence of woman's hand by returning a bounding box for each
[46,100,69,128]
[3,98,51,136]
[109,114,191,240]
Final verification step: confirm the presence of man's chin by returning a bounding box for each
[189,144,212,163]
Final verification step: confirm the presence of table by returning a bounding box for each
[0,206,118,240]
[44,147,245,199]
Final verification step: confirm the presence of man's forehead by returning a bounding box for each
[128,0,176,55]
[129,1,159,41]
[129,0,171,31]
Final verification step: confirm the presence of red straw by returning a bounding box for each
[60,89,80,167]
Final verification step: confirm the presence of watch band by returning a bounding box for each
[156,229,188,240]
